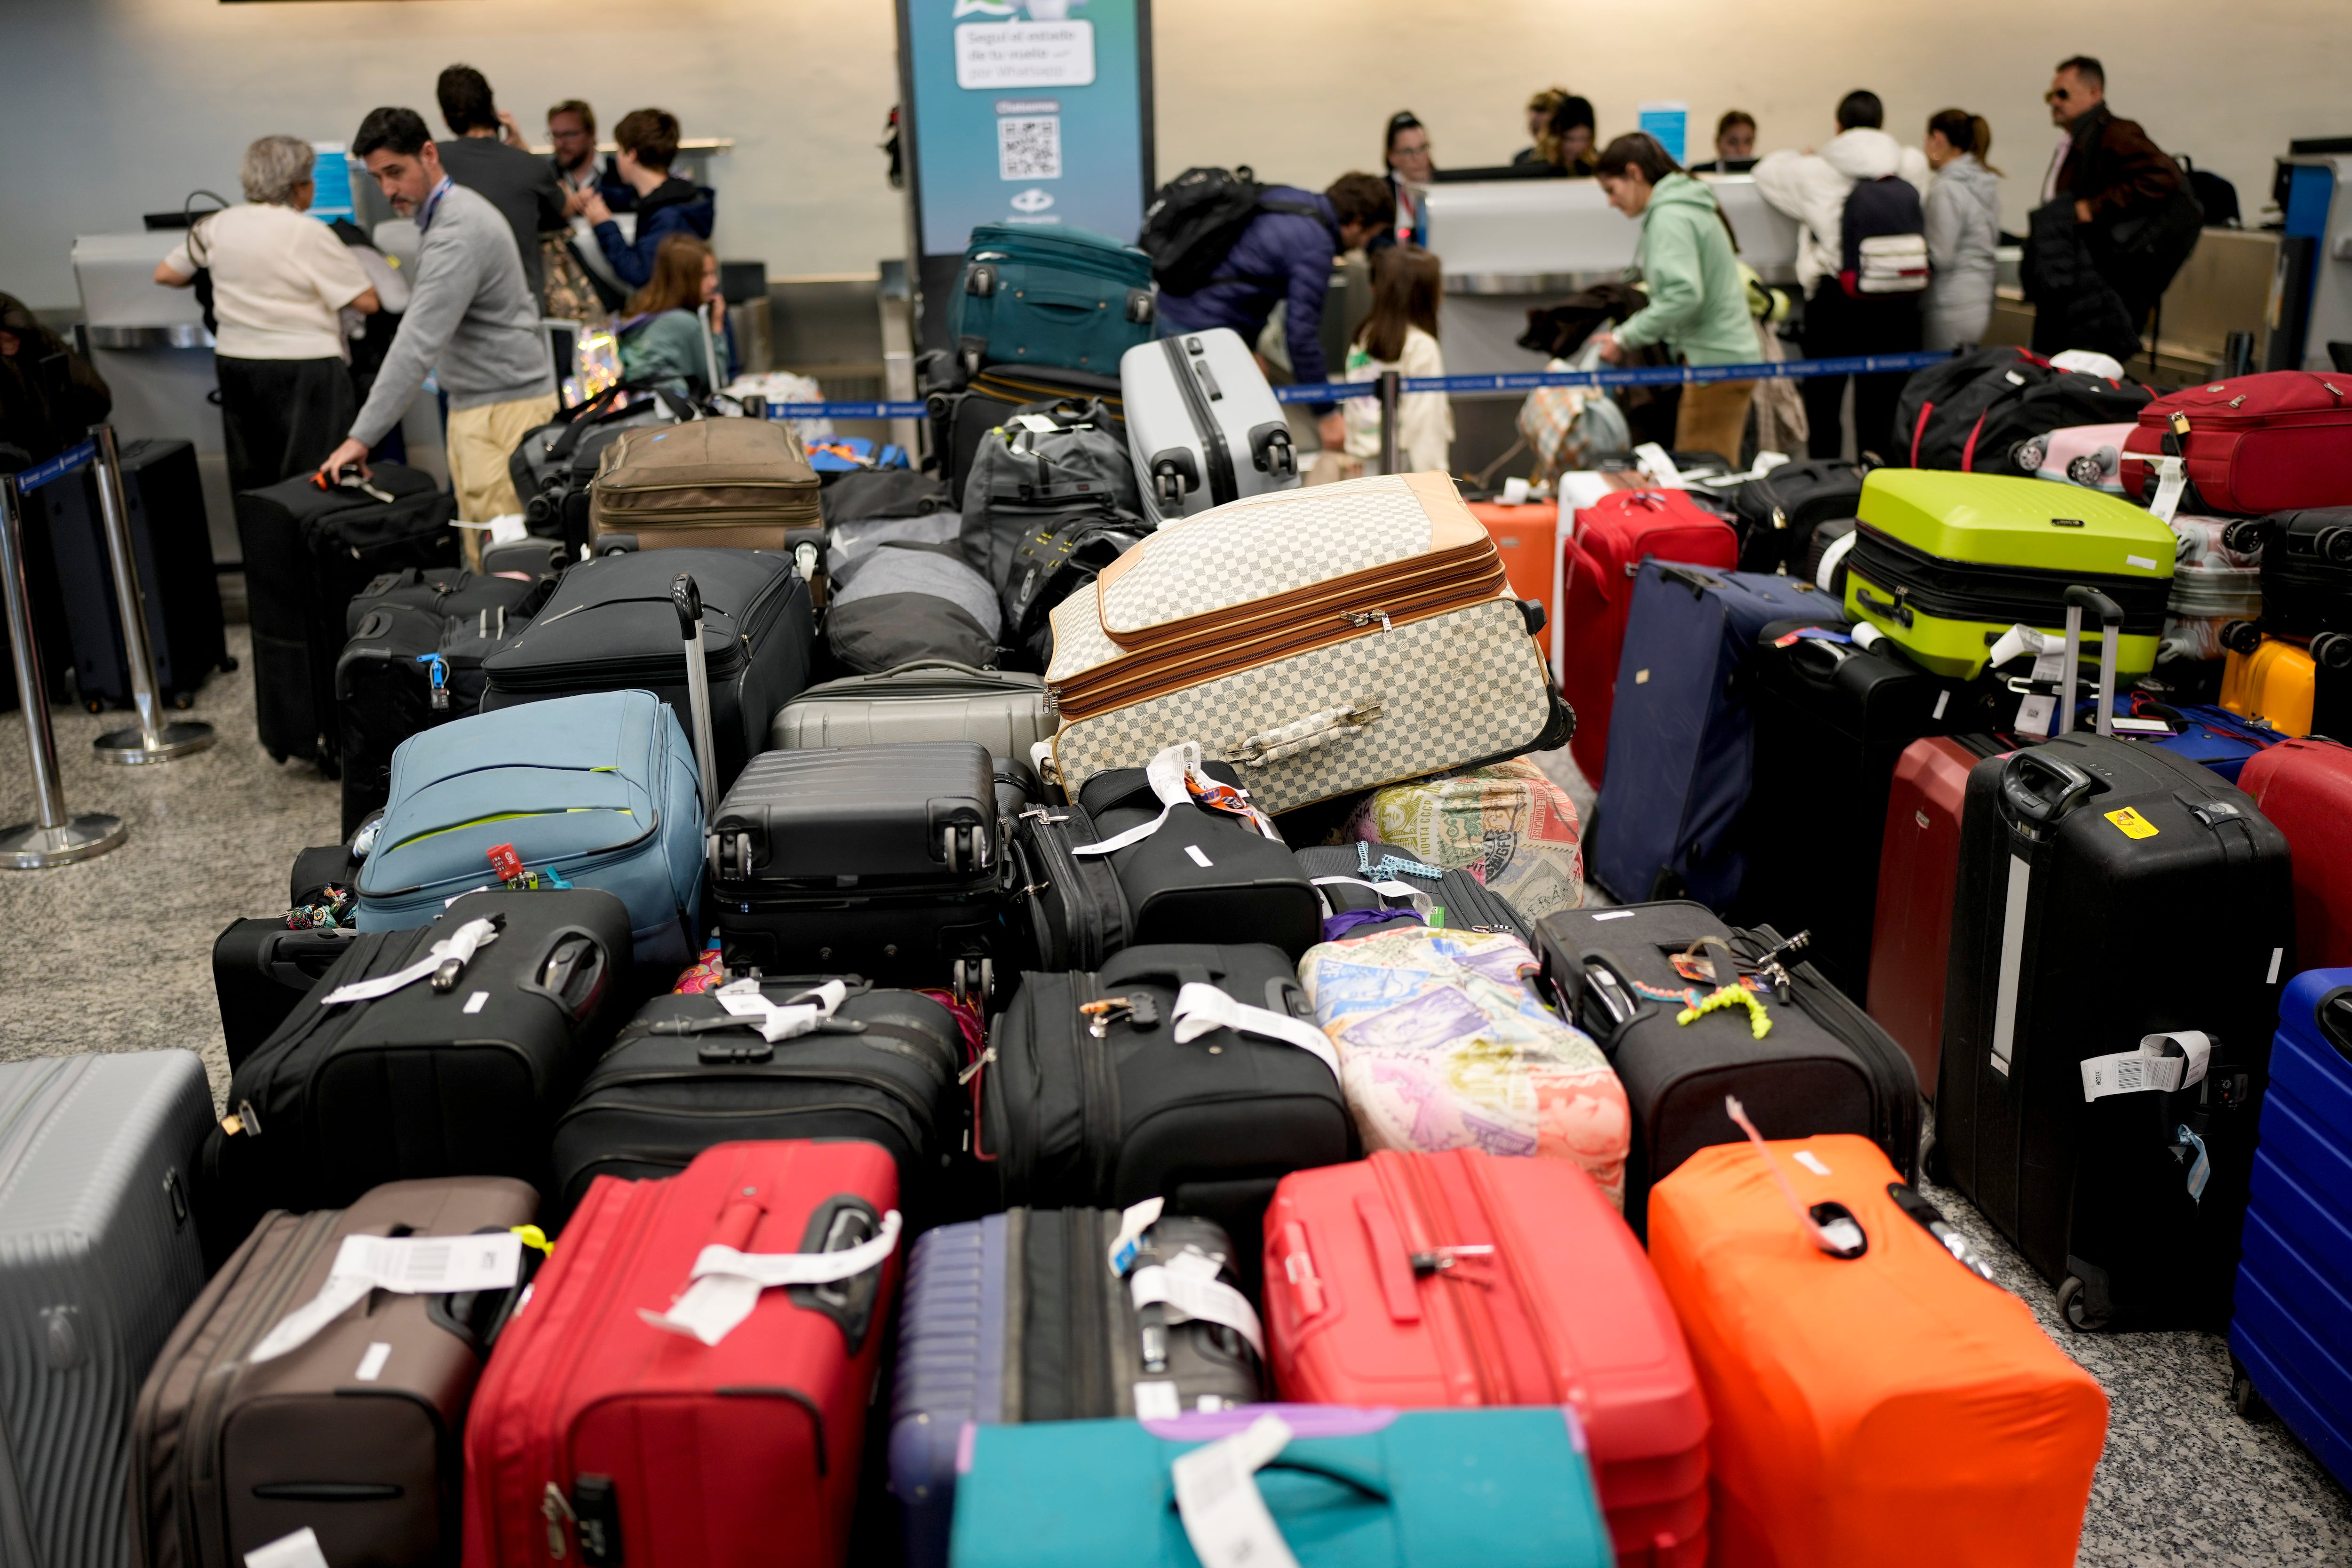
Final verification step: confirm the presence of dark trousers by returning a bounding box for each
[216,355,357,496]
[1801,287,1922,462]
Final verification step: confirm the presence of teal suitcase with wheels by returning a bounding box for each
[949,224,1157,377]
[949,1404,1613,1568]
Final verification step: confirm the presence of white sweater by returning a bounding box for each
[1342,326,1453,474]
[1753,129,1934,294]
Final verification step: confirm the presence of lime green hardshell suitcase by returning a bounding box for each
[1844,470,2177,679]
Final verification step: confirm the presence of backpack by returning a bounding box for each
[958,398,1141,591]
[1137,166,1321,295]
[1726,458,1870,573]
[997,511,1144,673]
[1892,345,2151,470]
[1840,176,1927,296]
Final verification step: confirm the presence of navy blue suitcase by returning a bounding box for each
[1587,563,1839,907]
[886,1207,1263,1568]
[2229,966,2352,1487]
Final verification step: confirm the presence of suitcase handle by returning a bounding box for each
[1998,749,2098,837]
[672,574,721,829]
[2319,989,2352,1064]
[2058,587,2123,738]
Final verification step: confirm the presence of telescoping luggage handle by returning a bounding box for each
[2057,585,2123,740]
[672,574,721,831]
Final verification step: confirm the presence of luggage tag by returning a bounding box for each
[639,1209,903,1346]
[319,917,501,1005]
[1633,442,1686,488]
[709,976,854,1042]
[1989,624,2070,737]
[1171,1413,1304,1568]
[2079,1029,2211,1102]
[1070,741,1282,858]
[1170,983,1340,1082]
[2171,1123,2212,1204]
[245,1528,333,1568]
[1723,1097,1867,1260]
[1107,1197,1166,1276]
[249,1230,525,1362]
[1131,1250,1266,1361]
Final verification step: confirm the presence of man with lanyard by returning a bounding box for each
[318,106,556,549]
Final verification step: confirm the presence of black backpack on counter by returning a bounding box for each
[1137,167,1320,295]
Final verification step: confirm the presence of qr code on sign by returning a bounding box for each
[998,116,1062,181]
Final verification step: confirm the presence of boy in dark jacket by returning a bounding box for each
[580,108,715,290]
[1155,172,1392,450]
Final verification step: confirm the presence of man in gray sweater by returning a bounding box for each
[317,106,555,537]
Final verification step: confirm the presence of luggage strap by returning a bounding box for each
[1169,982,1339,1082]
[640,1209,903,1346]
[1109,1196,1267,1361]
[1069,741,1281,856]
[319,917,500,1005]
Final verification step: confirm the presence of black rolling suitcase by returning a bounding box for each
[211,920,362,1068]
[1533,900,1919,1234]
[550,982,970,1226]
[1734,621,2006,995]
[480,545,810,796]
[1936,595,2292,1330]
[1011,758,1319,971]
[37,437,230,708]
[336,573,543,836]
[236,464,456,770]
[2231,506,2352,641]
[1725,457,1867,574]
[977,943,1356,1294]
[711,741,1009,994]
[202,887,633,1246]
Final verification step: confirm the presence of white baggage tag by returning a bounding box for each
[1013,413,1063,434]
[1499,477,1531,506]
[2080,1030,2211,1102]
[1107,1196,1166,1275]
[1814,529,1860,594]
[1069,741,1205,856]
[1989,624,2067,737]
[1633,442,1685,488]
[249,1231,524,1363]
[2145,454,2189,524]
[245,1527,333,1568]
[321,919,499,1006]
[713,978,848,1041]
[1133,1379,1183,1419]
[639,1210,901,1346]
[1131,1259,1266,1361]
[1170,983,1340,1082]
[1171,1414,1303,1568]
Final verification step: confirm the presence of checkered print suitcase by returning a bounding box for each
[1045,473,1570,812]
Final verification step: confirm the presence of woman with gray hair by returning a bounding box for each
[154,134,381,493]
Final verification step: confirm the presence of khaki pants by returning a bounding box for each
[446,392,558,564]
[1674,379,1756,468]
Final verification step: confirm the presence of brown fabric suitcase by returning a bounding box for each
[587,416,823,551]
[131,1178,538,1568]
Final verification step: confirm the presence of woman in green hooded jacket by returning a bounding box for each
[1589,132,1761,464]
[616,232,729,396]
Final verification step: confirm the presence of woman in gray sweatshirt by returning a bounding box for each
[1922,109,2004,350]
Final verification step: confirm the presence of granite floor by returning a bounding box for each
[0,643,2345,1564]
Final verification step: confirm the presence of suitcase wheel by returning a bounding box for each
[2056,1274,2111,1333]
[171,692,194,710]
[2230,1357,2270,1423]
[953,956,994,1006]
[85,698,103,714]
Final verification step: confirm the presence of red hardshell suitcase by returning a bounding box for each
[2238,735,2352,969]
[1560,489,1738,786]
[2121,372,2352,515]
[461,1141,900,1568]
[1865,735,2002,1097]
[1263,1148,1710,1568]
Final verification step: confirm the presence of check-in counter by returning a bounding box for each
[1422,174,1801,376]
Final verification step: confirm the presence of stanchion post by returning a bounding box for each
[88,424,213,764]
[0,471,126,868]
[1377,369,1401,476]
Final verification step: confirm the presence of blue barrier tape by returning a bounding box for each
[11,439,97,495]
[1272,349,1958,405]
[767,400,931,419]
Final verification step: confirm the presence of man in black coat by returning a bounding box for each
[2040,55,2199,327]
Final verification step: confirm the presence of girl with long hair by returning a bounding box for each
[1341,244,1452,475]
[616,232,729,394]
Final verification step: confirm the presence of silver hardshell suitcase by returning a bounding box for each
[0,1051,211,1568]
[1119,327,1299,523]
[769,660,1053,754]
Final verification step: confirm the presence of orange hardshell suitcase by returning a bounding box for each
[1646,1133,2107,1568]
[1468,500,1565,638]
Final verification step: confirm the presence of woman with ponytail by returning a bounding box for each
[1922,109,2003,349]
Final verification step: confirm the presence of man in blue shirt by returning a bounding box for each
[1157,172,1393,452]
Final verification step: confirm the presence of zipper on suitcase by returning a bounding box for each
[1394,1158,1525,1406]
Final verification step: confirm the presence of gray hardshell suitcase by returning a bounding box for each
[769,660,1053,753]
[1118,326,1299,522]
[0,1051,212,1568]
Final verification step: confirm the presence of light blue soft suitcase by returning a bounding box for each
[948,224,1157,377]
[948,1404,1613,1568]
[2229,966,2352,1487]
[354,688,703,968]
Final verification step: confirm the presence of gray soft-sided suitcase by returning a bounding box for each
[1117,326,1299,522]
[769,660,1053,753]
[0,1051,212,1568]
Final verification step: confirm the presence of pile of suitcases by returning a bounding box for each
[23,213,2352,1565]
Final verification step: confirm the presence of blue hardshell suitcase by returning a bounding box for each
[949,1403,1614,1568]
[1588,563,1837,906]
[353,689,704,968]
[948,224,1158,377]
[2229,967,2352,1487]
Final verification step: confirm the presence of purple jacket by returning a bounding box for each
[1155,187,1343,410]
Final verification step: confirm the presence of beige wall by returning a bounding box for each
[6,0,2347,310]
